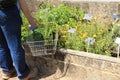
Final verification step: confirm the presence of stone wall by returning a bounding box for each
[68,2,119,24]
[25,0,120,24]
[56,49,120,80]
[25,49,120,80]
[1,49,120,80]
[47,0,120,24]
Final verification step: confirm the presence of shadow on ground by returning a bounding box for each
[0,51,68,80]
[25,51,68,80]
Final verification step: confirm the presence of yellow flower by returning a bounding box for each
[62,31,67,34]
[75,26,78,30]
[82,18,85,20]
[62,35,67,38]
[82,32,87,39]
[59,28,63,31]
[93,34,97,38]
[65,41,70,45]
[99,29,103,32]
[92,16,97,20]
[97,32,102,35]
[80,30,84,34]
[105,50,110,54]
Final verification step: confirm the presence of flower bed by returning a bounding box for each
[21,3,120,56]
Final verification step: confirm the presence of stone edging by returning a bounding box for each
[59,48,120,64]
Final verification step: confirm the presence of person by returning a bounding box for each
[0,0,39,80]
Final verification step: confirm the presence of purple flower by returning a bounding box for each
[112,14,120,20]
[85,37,95,45]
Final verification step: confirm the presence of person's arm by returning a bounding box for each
[18,0,38,26]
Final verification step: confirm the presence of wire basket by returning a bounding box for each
[22,22,58,56]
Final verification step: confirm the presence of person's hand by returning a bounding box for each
[28,17,39,27]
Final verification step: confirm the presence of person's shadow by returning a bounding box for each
[25,50,68,80]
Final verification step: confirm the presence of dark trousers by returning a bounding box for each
[0,5,30,79]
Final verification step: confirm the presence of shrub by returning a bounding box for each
[21,3,120,56]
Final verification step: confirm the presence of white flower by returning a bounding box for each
[115,37,120,44]
[118,24,120,27]
[84,13,92,21]
[85,37,95,45]
[112,14,120,19]
[68,28,76,33]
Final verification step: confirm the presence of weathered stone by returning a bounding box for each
[23,0,120,24]
[1,49,120,80]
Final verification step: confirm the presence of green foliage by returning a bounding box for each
[36,3,84,25]
[21,14,29,42]
[21,2,120,56]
